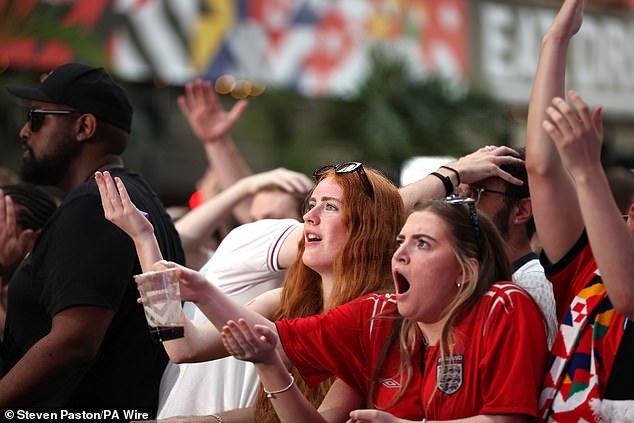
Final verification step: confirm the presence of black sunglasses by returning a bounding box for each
[313,162,375,200]
[27,109,78,132]
[444,197,482,257]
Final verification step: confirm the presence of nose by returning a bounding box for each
[302,205,320,224]
[392,243,409,264]
[19,121,30,139]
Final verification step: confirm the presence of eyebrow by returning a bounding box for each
[397,233,437,243]
[309,196,342,203]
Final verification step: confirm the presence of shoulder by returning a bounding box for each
[482,282,537,315]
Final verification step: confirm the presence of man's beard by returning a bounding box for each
[21,135,80,186]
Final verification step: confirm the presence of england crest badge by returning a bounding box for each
[436,354,464,395]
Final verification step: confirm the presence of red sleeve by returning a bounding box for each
[478,284,549,418]
[276,294,388,392]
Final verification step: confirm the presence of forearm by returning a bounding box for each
[573,166,634,317]
[176,178,252,258]
[162,317,229,363]
[194,282,276,337]
[525,8,584,260]
[203,138,253,224]
[132,231,164,272]
[399,168,458,211]
[0,335,92,407]
[254,360,326,423]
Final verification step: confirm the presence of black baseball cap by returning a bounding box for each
[7,63,133,134]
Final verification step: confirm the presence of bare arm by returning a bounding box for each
[221,320,355,423]
[177,79,253,224]
[525,0,586,262]
[164,288,283,363]
[96,171,162,271]
[399,146,524,211]
[543,91,634,318]
[0,306,113,407]
[176,168,312,269]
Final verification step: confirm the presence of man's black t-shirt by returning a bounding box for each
[1,168,184,415]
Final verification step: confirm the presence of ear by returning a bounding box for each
[511,197,532,225]
[74,113,97,142]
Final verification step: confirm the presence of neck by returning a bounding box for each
[504,227,534,263]
[59,155,124,193]
[321,274,334,306]
[416,315,450,346]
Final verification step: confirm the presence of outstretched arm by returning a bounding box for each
[221,319,360,423]
[543,91,634,318]
[525,0,585,262]
[96,171,296,362]
[399,145,524,211]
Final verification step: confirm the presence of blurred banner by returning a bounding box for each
[2,0,634,113]
[0,0,469,97]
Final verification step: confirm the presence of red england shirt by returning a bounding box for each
[276,282,548,420]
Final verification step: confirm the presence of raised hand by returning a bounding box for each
[0,191,37,277]
[94,171,154,242]
[450,145,525,186]
[547,0,584,41]
[177,79,248,144]
[241,168,313,196]
[542,90,603,178]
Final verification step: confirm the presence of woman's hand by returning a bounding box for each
[449,145,524,187]
[220,318,279,364]
[95,171,154,241]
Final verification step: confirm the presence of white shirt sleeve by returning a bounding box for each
[199,218,301,303]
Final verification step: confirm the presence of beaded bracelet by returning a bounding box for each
[264,374,295,399]
[210,414,223,423]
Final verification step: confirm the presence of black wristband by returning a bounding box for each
[439,165,461,186]
[430,172,454,197]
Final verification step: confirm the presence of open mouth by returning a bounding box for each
[306,233,322,242]
[394,271,410,294]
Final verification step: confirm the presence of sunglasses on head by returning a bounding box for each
[27,109,79,132]
[444,196,482,257]
[313,162,375,200]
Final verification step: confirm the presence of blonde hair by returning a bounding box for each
[254,166,406,423]
[369,199,512,411]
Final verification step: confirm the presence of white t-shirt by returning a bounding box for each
[513,257,557,349]
[157,218,301,418]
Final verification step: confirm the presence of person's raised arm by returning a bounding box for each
[543,91,634,318]
[95,171,162,271]
[177,79,254,224]
[525,0,585,262]
[176,168,312,269]
[399,145,524,211]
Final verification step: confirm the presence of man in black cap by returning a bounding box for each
[0,63,184,414]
